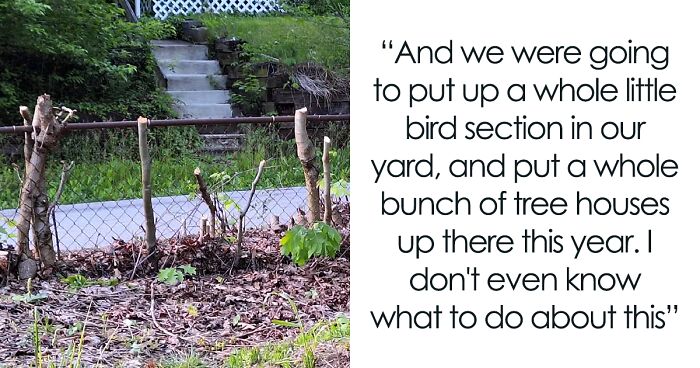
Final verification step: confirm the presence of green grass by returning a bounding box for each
[28,303,90,368]
[0,147,349,209]
[196,14,349,74]
[160,353,208,368]
[152,316,349,368]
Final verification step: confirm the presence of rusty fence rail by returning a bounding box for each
[0,114,350,262]
[0,115,350,134]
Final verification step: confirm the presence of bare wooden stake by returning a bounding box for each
[294,107,320,223]
[234,160,266,267]
[137,117,157,270]
[20,106,33,169]
[179,217,188,239]
[194,167,217,237]
[199,216,208,243]
[322,136,332,224]
[49,160,75,260]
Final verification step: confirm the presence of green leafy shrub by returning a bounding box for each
[61,274,92,290]
[61,274,118,290]
[0,1,176,125]
[158,264,196,285]
[281,0,349,17]
[280,222,341,266]
[230,66,268,115]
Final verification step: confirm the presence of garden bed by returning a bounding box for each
[0,204,350,367]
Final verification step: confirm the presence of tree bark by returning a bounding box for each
[16,112,39,258]
[294,107,320,224]
[234,160,266,266]
[32,178,55,267]
[50,161,74,259]
[322,136,332,224]
[194,167,217,237]
[16,95,65,277]
[138,117,157,270]
[20,106,33,170]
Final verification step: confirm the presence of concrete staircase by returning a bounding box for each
[151,40,243,152]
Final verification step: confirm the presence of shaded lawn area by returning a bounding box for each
[0,148,349,210]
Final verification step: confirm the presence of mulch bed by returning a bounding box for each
[0,204,350,367]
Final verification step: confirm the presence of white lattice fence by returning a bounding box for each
[153,0,280,19]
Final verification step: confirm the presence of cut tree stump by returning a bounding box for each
[138,117,157,270]
[322,136,332,224]
[294,107,320,224]
[15,95,71,278]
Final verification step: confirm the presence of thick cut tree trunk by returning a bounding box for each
[16,95,66,278]
[32,178,55,266]
[17,106,34,265]
[294,107,321,224]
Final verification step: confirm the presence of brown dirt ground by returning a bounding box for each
[0,205,350,367]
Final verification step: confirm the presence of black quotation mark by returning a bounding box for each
[382,40,393,49]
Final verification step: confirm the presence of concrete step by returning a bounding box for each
[201,133,245,152]
[151,40,209,60]
[168,90,230,104]
[165,74,227,91]
[174,103,233,119]
[158,60,221,74]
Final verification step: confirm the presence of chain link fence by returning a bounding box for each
[0,117,349,257]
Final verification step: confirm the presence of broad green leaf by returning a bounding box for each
[179,264,196,275]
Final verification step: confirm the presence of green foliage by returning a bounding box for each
[329,178,350,197]
[197,14,349,74]
[0,216,17,241]
[11,292,48,304]
[280,222,341,266]
[29,305,90,368]
[318,148,350,197]
[230,65,268,115]
[0,141,349,208]
[57,125,202,163]
[61,274,118,291]
[264,293,348,368]
[160,352,207,368]
[61,274,91,290]
[281,0,349,17]
[12,279,48,304]
[0,1,176,126]
[157,264,197,285]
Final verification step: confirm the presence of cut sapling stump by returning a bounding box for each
[137,117,157,270]
[194,167,217,237]
[234,160,266,267]
[322,136,332,224]
[294,107,321,223]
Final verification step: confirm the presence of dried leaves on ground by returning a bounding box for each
[0,204,350,367]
